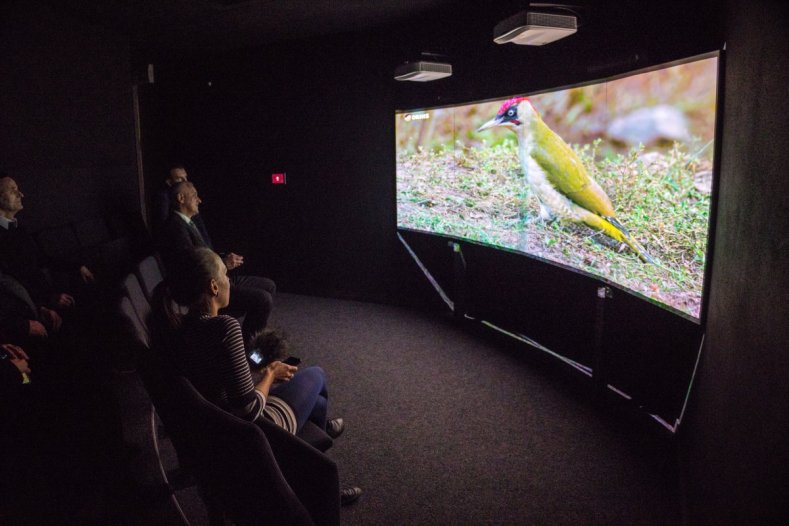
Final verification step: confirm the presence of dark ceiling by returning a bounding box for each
[52,0,460,52]
[45,0,723,75]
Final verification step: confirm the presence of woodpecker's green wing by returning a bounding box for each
[530,119,616,217]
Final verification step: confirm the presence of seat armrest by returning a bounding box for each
[297,420,333,452]
[256,418,341,526]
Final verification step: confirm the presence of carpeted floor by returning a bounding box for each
[118,292,681,525]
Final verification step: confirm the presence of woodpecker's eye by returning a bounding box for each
[507,108,516,118]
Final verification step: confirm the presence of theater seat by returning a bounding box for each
[35,224,80,262]
[122,272,152,340]
[73,216,111,248]
[118,274,339,526]
[119,295,150,349]
[138,347,339,526]
[136,254,165,303]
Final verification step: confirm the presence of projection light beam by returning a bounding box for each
[478,97,655,264]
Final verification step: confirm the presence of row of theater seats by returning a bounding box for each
[115,255,341,526]
[33,213,150,285]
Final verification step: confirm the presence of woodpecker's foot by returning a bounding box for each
[538,204,557,222]
[518,213,543,227]
[589,231,619,250]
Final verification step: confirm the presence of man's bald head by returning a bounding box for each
[171,181,201,218]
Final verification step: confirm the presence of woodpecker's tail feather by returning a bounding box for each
[580,213,656,264]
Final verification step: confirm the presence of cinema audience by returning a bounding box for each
[0,172,138,512]
[156,180,276,342]
[0,175,96,319]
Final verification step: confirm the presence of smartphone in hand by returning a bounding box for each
[248,349,301,368]
[248,348,265,367]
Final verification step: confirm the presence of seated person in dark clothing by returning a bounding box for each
[1,264,89,391]
[0,335,128,524]
[149,247,361,505]
[0,270,55,346]
[156,180,276,343]
[0,175,95,325]
[150,163,210,242]
[0,341,31,446]
[0,342,31,482]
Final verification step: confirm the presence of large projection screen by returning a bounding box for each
[396,54,719,321]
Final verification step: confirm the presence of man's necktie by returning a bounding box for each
[188,220,205,244]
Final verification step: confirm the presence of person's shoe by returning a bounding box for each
[340,486,362,506]
[326,418,345,439]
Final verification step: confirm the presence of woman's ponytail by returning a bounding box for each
[147,247,221,350]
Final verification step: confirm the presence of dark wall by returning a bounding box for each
[138,33,415,305]
[0,0,139,233]
[680,1,789,524]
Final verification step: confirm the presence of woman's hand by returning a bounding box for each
[255,360,297,397]
[266,360,297,382]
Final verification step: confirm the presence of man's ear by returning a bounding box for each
[176,192,186,205]
[210,279,219,297]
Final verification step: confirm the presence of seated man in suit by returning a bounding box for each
[0,175,94,335]
[150,163,210,242]
[156,181,276,342]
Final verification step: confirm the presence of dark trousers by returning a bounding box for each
[224,274,276,342]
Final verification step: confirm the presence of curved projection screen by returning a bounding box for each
[396,54,719,321]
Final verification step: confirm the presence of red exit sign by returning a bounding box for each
[272,173,286,185]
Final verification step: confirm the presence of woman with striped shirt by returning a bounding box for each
[149,247,362,505]
[149,247,343,437]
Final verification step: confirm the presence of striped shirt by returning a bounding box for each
[176,314,297,433]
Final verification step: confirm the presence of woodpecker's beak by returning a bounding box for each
[477,117,501,132]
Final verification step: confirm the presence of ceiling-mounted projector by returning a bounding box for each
[394,61,452,82]
[494,10,577,46]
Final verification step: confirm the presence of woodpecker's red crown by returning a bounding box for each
[477,96,536,132]
[496,97,531,118]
